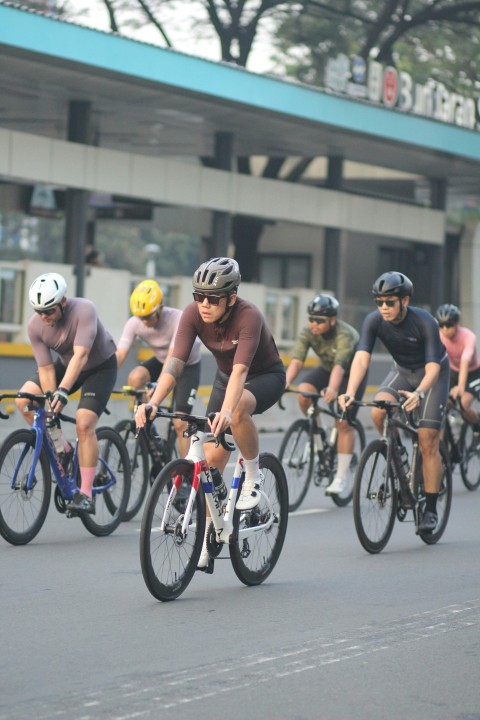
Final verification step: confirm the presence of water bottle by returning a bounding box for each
[448,409,462,443]
[397,441,409,478]
[48,426,64,455]
[210,466,227,501]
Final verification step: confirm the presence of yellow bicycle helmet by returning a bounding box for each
[130,280,163,317]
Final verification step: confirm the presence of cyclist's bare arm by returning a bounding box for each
[38,364,57,396]
[399,361,440,412]
[210,363,249,436]
[59,344,90,392]
[338,350,371,409]
[285,358,303,387]
[135,356,184,427]
[115,347,128,368]
[323,364,345,403]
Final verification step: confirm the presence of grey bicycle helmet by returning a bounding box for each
[372,271,413,298]
[29,272,67,310]
[435,303,460,325]
[307,294,339,317]
[192,257,241,293]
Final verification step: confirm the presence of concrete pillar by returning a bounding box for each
[323,156,344,295]
[64,101,92,297]
[211,132,233,257]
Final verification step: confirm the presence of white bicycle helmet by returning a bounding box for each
[29,273,67,310]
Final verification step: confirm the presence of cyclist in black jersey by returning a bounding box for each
[339,271,450,533]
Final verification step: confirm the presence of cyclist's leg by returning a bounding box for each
[297,366,329,415]
[372,365,414,433]
[127,357,163,393]
[68,355,116,513]
[15,360,64,424]
[460,367,480,427]
[171,361,200,457]
[416,356,450,531]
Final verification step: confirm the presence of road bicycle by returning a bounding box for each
[442,379,480,491]
[0,391,131,545]
[278,389,366,511]
[351,399,452,554]
[140,409,289,601]
[112,384,178,521]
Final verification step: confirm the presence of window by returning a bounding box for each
[258,254,311,289]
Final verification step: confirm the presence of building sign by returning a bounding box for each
[324,54,479,131]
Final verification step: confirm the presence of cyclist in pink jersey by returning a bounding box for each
[135,258,286,567]
[435,303,480,430]
[16,272,117,515]
[116,279,201,456]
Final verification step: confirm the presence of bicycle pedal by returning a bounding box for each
[196,558,215,574]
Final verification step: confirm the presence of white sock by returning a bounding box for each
[243,455,260,480]
[336,453,352,480]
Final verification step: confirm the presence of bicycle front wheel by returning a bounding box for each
[419,441,452,545]
[330,418,366,508]
[114,419,150,521]
[140,459,206,601]
[459,423,480,491]
[80,427,131,537]
[230,452,289,586]
[353,440,397,554]
[278,419,313,511]
[0,429,51,545]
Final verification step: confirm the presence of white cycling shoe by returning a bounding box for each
[236,472,264,510]
[325,476,346,495]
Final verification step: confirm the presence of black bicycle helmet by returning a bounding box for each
[372,271,413,298]
[435,303,460,325]
[307,294,339,317]
[192,257,241,293]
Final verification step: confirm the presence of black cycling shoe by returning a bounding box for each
[418,509,437,533]
[67,492,95,515]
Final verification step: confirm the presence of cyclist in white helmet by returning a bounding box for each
[16,272,117,515]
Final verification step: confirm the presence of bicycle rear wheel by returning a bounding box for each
[80,427,131,536]
[278,419,313,511]
[0,429,51,545]
[459,423,480,491]
[140,459,206,601]
[330,419,366,508]
[114,419,149,521]
[230,452,289,586]
[353,440,397,554]
[418,441,452,545]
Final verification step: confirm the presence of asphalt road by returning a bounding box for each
[1,427,480,720]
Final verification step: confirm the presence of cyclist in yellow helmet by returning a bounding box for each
[116,279,201,456]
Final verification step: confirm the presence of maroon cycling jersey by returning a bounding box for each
[173,297,281,375]
[28,297,116,371]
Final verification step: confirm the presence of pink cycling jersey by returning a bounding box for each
[441,325,479,372]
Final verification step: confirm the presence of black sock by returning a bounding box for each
[425,492,438,514]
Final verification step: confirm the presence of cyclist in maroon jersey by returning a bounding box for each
[135,257,286,568]
[16,272,117,515]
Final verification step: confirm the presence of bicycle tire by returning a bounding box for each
[353,439,397,554]
[113,419,150,521]
[229,452,289,586]
[140,459,206,601]
[80,427,131,537]
[0,429,52,545]
[331,418,366,508]
[278,419,313,511]
[418,441,452,545]
[459,423,480,491]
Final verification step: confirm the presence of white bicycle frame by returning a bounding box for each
[163,429,275,545]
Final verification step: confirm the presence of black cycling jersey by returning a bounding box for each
[357,306,446,370]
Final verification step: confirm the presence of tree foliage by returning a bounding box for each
[272,1,480,94]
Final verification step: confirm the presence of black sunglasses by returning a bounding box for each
[375,299,398,308]
[193,292,225,306]
[35,307,57,317]
[439,321,455,329]
[308,316,328,324]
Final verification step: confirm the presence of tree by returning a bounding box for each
[272,1,480,94]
